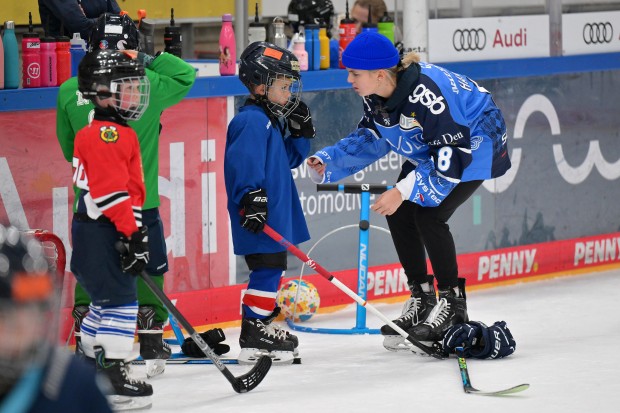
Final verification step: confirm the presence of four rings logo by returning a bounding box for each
[453,28,486,51]
[583,22,613,44]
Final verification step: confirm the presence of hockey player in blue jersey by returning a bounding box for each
[0,224,113,413]
[225,42,315,364]
[307,32,511,352]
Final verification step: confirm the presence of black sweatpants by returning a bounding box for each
[386,169,482,291]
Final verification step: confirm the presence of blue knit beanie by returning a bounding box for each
[342,31,400,70]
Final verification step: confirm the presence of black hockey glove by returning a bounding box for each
[241,189,268,233]
[443,321,516,359]
[119,226,150,275]
[181,328,230,357]
[287,101,315,139]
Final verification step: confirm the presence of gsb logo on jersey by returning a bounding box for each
[408,84,446,115]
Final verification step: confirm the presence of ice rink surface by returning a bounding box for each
[140,268,620,413]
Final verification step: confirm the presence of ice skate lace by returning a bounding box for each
[259,320,290,341]
[120,362,145,386]
[397,296,423,325]
[424,298,450,328]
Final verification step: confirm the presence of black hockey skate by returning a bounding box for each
[409,278,468,343]
[238,316,296,366]
[72,305,89,355]
[381,276,437,352]
[94,346,153,411]
[137,306,172,378]
[263,307,299,349]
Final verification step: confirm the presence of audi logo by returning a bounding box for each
[452,28,486,51]
[583,22,613,44]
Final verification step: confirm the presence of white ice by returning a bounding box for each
[139,268,620,413]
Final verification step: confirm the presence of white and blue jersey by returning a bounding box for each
[311,62,511,206]
[225,103,311,255]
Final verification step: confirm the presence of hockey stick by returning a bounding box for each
[116,242,272,393]
[261,223,446,359]
[136,269,272,392]
[455,347,529,395]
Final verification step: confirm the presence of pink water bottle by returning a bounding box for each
[56,36,71,85]
[0,31,4,89]
[21,12,41,88]
[292,33,308,71]
[219,14,236,76]
[40,36,57,87]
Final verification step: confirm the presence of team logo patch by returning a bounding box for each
[400,114,421,130]
[100,126,119,143]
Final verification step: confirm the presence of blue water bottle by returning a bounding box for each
[303,25,315,71]
[69,33,86,77]
[311,25,320,70]
[2,21,19,89]
[329,38,339,69]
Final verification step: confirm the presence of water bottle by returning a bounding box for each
[339,0,356,69]
[56,35,71,85]
[362,5,378,33]
[0,31,4,89]
[248,3,266,44]
[138,10,155,56]
[319,23,330,70]
[21,16,41,89]
[219,14,236,76]
[40,36,57,87]
[291,33,308,72]
[378,11,395,43]
[304,24,319,71]
[272,17,287,49]
[3,21,19,89]
[69,33,86,77]
[164,8,182,58]
[329,38,339,69]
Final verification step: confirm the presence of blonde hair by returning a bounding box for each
[380,51,421,82]
[353,0,387,24]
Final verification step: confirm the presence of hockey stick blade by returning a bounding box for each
[261,224,445,359]
[456,347,529,396]
[137,269,272,393]
[115,242,272,393]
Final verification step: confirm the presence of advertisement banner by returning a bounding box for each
[428,15,550,62]
[562,11,620,55]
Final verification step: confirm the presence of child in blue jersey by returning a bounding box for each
[307,32,511,352]
[225,42,315,364]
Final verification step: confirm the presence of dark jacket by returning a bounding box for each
[38,0,120,39]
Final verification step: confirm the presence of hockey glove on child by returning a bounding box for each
[181,328,230,357]
[287,101,315,139]
[119,226,150,275]
[241,189,268,233]
[443,321,516,359]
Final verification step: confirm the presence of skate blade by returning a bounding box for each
[238,348,295,366]
[145,359,166,378]
[107,395,152,411]
[382,335,415,352]
[383,336,439,357]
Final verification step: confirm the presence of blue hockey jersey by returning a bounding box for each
[225,103,311,255]
[0,349,112,413]
[311,62,511,207]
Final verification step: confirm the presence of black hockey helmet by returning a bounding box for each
[89,13,142,52]
[287,0,335,32]
[239,41,302,118]
[78,49,150,121]
[0,224,55,393]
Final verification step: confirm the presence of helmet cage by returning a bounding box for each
[107,76,151,121]
[264,72,302,118]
